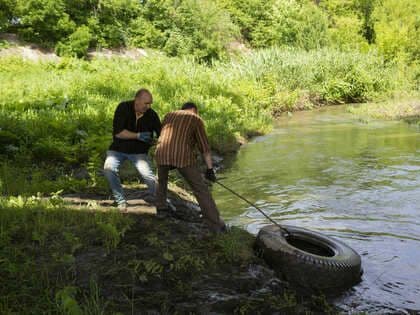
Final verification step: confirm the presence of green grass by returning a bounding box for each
[0,196,132,314]
[0,47,415,195]
[348,95,420,123]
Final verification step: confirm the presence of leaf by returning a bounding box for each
[163,251,174,261]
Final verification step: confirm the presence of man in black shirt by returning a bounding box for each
[104,88,161,211]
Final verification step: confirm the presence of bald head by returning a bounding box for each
[134,88,153,114]
[135,88,152,99]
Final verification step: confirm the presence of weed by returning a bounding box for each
[128,259,164,282]
[170,254,205,273]
[82,280,108,315]
[212,227,255,263]
[55,286,83,315]
[97,222,121,253]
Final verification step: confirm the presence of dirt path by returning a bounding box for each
[62,189,156,214]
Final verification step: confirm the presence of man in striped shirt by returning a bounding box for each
[155,102,226,233]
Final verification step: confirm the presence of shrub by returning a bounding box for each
[55,25,92,58]
[326,16,369,51]
[0,0,15,32]
[252,0,329,50]
[15,0,76,45]
[373,0,420,63]
[31,137,72,163]
[127,16,165,48]
[165,0,238,61]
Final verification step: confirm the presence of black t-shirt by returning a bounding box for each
[109,100,161,154]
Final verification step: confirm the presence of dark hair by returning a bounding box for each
[181,102,198,110]
[135,88,151,99]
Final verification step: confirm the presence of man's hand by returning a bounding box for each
[137,132,152,143]
[205,168,217,182]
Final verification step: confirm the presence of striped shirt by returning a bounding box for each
[155,110,211,168]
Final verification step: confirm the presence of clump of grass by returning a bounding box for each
[211,226,256,263]
[348,97,420,121]
[223,47,399,105]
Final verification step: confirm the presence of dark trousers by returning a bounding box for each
[156,165,225,232]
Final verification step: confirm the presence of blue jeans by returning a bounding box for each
[103,150,156,205]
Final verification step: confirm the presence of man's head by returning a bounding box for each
[134,88,153,114]
[181,102,198,114]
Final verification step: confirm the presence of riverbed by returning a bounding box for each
[214,106,420,313]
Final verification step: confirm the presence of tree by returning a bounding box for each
[354,0,377,44]
[218,0,274,43]
[373,0,420,63]
[320,0,369,51]
[168,0,238,60]
[55,25,92,58]
[0,0,16,32]
[15,0,76,45]
[252,0,329,50]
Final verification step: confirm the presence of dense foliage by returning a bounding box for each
[0,0,417,63]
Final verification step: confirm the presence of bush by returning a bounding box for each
[163,30,194,57]
[164,0,238,61]
[127,16,165,48]
[252,0,329,49]
[227,48,395,104]
[31,137,71,163]
[326,16,369,51]
[0,0,15,32]
[55,25,92,58]
[15,0,76,45]
[373,0,420,63]
[218,0,273,43]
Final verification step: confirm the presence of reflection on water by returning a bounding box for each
[213,106,420,313]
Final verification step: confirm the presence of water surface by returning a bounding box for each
[213,106,420,313]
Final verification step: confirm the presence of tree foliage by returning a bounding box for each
[373,0,420,63]
[55,25,92,58]
[0,0,418,63]
[0,0,16,32]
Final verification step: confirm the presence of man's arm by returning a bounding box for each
[195,118,217,182]
[203,151,213,169]
[115,130,139,139]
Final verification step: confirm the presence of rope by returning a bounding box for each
[215,180,289,237]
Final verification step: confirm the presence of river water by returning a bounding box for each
[213,106,420,314]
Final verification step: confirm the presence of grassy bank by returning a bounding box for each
[348,96,420,124]
[0,195,337,314]
[1,47,409,195]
